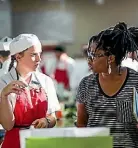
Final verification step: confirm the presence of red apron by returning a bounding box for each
[2,87,48,148]
[54,62,70,90]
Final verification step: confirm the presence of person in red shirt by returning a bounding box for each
[48,46,75,91]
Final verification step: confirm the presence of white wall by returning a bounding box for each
[0,0,12,38]
[12,0,138,56]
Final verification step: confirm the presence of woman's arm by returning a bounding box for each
[32,113,57,128]
[0,95,15,131]
[76,102,88,127]
[0,80,27,130]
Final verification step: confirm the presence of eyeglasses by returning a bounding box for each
[87,50,110,61]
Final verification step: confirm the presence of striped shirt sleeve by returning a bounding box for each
[76,77,87,103]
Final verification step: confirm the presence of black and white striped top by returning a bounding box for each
[76,68,138,148]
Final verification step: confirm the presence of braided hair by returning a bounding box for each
[8,55,16,71]
[8,48,28,72]
[88,22,138,66]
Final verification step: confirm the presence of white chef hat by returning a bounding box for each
[0,36,12,51]
[9,34,41,55]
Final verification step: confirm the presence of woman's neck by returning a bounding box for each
[101,66,124,80]
[16,65,32,79]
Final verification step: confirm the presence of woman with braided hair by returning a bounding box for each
[76,22,138,147]
[0,34,60,148]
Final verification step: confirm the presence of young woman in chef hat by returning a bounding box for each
[0,34,60,148]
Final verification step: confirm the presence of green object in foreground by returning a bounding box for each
[26,137,112,148]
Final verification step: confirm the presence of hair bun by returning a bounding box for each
[114,22,127,31]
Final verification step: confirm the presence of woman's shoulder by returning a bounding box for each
[0,71,12,84]
[34,71,54,85]
[0,72,13,91]
[79,73,96,87]
[35,71,48,78]
[128,67,138,78]
[125,68,138,87]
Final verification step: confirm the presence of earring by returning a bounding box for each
[108,64,111,74]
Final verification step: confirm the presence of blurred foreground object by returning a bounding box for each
[20,127,112,148]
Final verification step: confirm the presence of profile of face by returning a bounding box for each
[16,43,42,72]
[0,56,3,63]
[0,56,8,63]
[87,42,115,74]
[0,51,10,63]
[54,51,62,60]
[0,56,2,68]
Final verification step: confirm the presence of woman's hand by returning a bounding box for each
[32,118,47,128]
[1,81,27,98]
